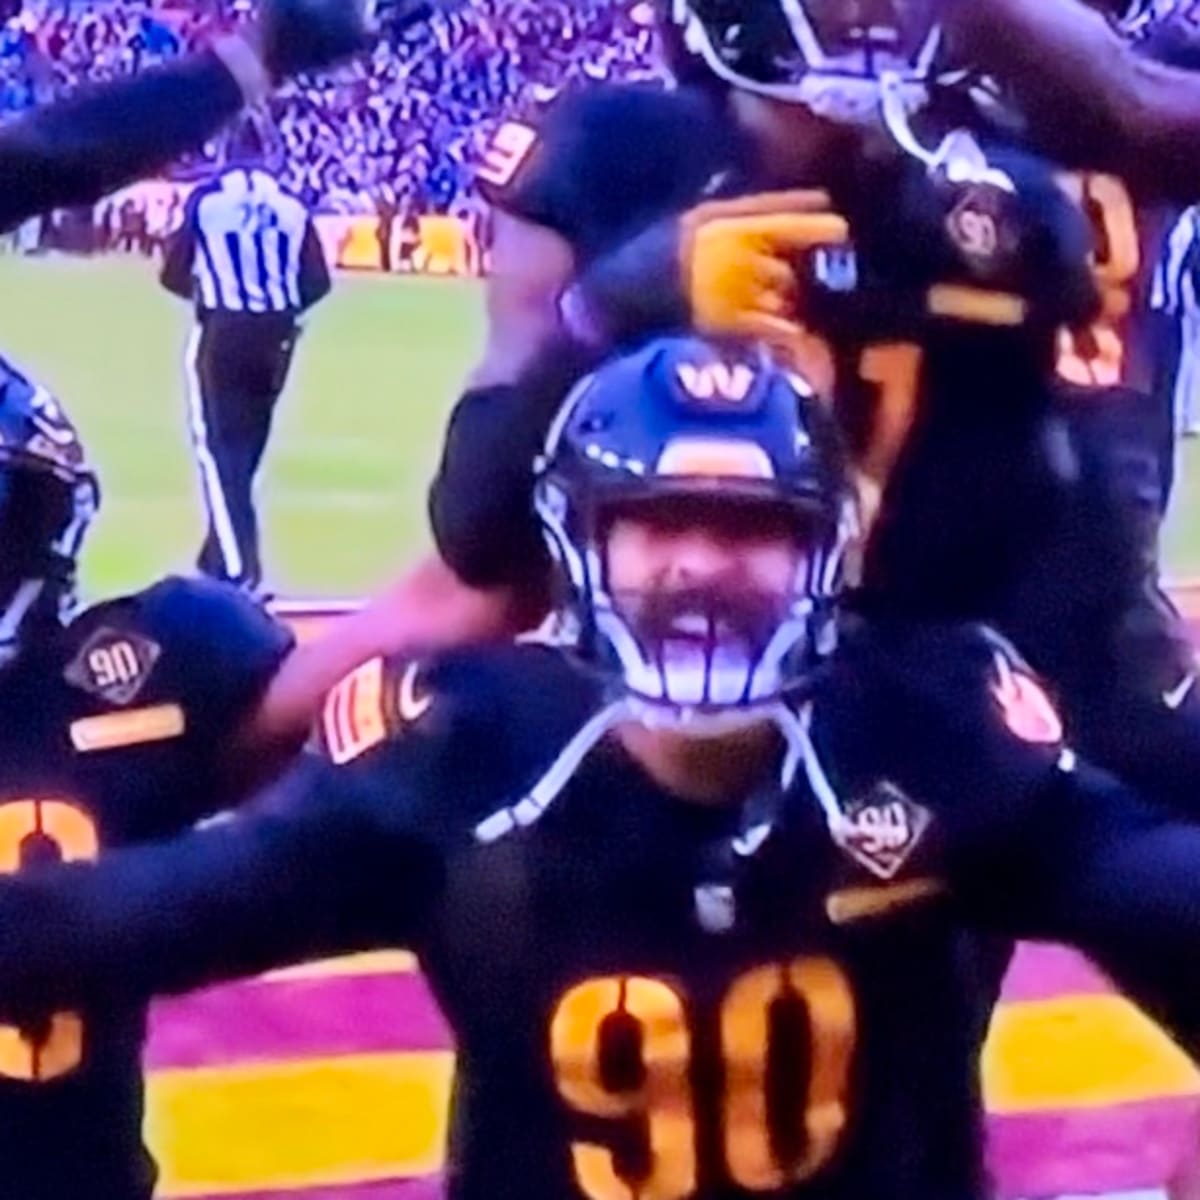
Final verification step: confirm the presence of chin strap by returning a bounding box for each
[724,700,852,865]
[474,699,633,844]
[473,695,848,848]
[879,71,1015,194]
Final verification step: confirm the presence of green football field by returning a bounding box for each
[0,255,481,600]
[2,253,1200,601]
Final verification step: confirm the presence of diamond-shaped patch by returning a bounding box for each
[835,781,932,882]
[65,627,161,706]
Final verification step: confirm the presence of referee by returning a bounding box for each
[162,122,331,596]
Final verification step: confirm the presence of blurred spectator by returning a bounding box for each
[0,0,667,214]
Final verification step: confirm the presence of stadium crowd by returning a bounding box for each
[0,0,665,215]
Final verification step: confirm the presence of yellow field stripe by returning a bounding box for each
[261,951,417,982]
[983,994,1200,1113]
[140,995,1200,1196]
[146,1051,453,1197]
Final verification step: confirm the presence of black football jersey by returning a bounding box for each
[0,575,290,1200]
[454,84,1171,709]
[477,85,756,268]
[480,85,1163,396]
[0,630,1199,1200]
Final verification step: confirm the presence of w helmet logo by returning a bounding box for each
[676,361,755,403]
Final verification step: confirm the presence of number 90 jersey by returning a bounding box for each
[0,575,290,1200]
[308,632,1066,1200]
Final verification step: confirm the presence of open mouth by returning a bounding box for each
[604,586,801,708]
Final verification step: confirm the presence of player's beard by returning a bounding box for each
[607,578,797,716]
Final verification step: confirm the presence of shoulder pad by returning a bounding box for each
[315,643,602,769]
[844,619,1064,748]
[479,84,748,263]
[67,576,292,721]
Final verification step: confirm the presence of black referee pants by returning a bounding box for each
[1146,306,1185,515]
[187,311,296,590]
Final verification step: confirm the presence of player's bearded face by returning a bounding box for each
[603,498,805,711]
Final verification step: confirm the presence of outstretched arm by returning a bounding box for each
[978,757,1200,1050]
[0,52,245,233]
[945,0,1200,201]
[0,754,434,1011]
[0,0,369,232]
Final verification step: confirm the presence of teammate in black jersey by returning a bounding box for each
[398,0,1200,824]
[3,337,1200,1200]
[0,354,417,1200]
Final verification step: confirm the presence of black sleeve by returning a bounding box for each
[944,0,1200,204]
[0,51,243,233]
[964,758,1200,1049]
[298,218,332,310]
[135,578,294,816]
[849,625,1200,1036]
[428,333,603,589]
[159,194,200,299]
[0,751,438,1014]
[478,84,744,266]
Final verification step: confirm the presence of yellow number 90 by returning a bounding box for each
[550,958,856,1200]
[0,800,98,1081]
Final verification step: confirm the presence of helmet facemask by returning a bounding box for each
[0,366,98,662]
[673,0,942,124]
[535,344,855,737]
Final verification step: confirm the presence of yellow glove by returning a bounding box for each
[679,190,849,387]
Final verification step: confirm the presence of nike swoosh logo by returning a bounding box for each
[398,661,433,723]
[733,823,771,858]
[1164,673,1197,711]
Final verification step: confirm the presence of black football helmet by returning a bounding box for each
[668,0,942,121]
[0,357,98,660]
[1123,0,1200,66]
[534,334,855,735]
[473,335,857,846]
[1110,0,1185,34]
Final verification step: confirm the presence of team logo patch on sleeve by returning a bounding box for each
[991,651,1063,745]
[320,658,435,765]
[322,657,389,766]
[65,628,161,706]
[835,782,932,881]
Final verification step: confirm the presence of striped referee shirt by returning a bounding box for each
[161,167,331,315]
[1153,205,1200,318]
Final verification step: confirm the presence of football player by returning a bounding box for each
[0,354,406,1200]
[381,0,1200,820]
[1,337,1200,1200]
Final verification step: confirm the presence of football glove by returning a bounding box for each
[679,189,849,349]
[252,0,371,79]
[572,190,848,391]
